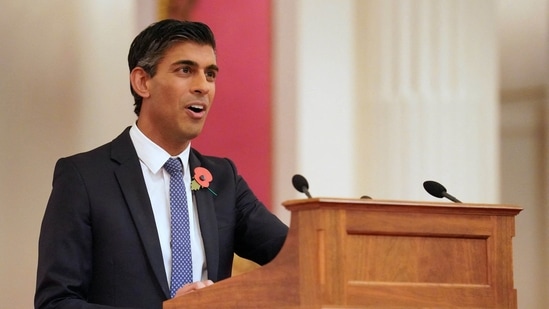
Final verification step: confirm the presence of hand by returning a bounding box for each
[174,280,214,297]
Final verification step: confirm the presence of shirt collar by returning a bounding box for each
[129,122,191,175]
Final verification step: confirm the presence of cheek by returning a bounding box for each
[155,84,184,108]
[150,88,180,118]
[209,86,216,101]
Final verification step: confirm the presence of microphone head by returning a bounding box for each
[292,174,309,193]
[423,180,447,198]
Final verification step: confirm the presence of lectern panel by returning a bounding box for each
[346,234,489,284]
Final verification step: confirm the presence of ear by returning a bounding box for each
[130,67,151,99]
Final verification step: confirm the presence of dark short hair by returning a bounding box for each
[128,19,216,115]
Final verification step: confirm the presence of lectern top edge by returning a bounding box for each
[282,197,522,216]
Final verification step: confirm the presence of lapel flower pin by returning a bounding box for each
[191,167,217,196]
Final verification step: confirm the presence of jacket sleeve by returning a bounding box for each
[227,159,289,265]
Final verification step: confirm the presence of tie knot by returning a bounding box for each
[164,157,183,176]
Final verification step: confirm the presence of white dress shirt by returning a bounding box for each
[129,123,207,288]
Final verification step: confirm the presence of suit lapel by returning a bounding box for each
[111,128,170,298]
[189,151,220,281]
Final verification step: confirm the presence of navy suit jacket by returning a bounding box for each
[35,128,288,309]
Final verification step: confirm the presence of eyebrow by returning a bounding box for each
[172,60,219,72]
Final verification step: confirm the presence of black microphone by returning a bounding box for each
[292,174,312,198]
[423,180,462,203]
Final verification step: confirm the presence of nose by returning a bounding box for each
[190,73,210,95]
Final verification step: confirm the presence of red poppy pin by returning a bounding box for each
[191,167,217,196]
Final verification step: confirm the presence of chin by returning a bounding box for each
[183,130,202,141]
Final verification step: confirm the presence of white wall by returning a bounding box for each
[498,0,549,307]
[0,1,137,308]
[273,0,357,223]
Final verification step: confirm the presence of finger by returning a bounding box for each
[174,280,214,297]
[194,280,214,289]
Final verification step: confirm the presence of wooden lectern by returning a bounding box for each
[164,198,522,308]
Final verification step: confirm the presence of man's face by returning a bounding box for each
[138,41,218,153]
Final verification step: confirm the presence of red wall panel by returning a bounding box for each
[190,0,272,207]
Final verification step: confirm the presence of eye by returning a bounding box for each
[180,66,192,74]
[205,70,217,82]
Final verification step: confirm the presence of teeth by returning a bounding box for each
[188,105,204,112]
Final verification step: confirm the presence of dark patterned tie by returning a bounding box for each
[164,158,193,298]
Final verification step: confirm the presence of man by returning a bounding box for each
[35,19,288,309]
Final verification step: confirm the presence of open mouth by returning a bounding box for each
[188,105,205,113]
